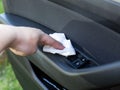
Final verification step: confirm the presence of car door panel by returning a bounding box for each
[0,0,120,90]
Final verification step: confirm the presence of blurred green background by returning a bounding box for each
[0,0,3,13]
[0,0,23,90]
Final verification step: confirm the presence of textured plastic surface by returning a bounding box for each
[49,0,120,32]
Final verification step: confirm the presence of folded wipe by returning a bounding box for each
[43,33,76,57]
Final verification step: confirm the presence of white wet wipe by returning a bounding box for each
[43,33,76,57]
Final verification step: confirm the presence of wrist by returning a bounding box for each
[0,24,17,50]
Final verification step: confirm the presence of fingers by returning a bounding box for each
[39,34,65,50]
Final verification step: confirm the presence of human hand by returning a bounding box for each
[9,26,64,56]
[0,24,64,56]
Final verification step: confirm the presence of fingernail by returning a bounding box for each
[58,44,65,50]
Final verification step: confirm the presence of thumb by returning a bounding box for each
[39,34,65,50]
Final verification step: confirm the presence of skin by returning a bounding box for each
[0,24,64,56]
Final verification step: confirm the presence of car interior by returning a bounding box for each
[0,0,120,90]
